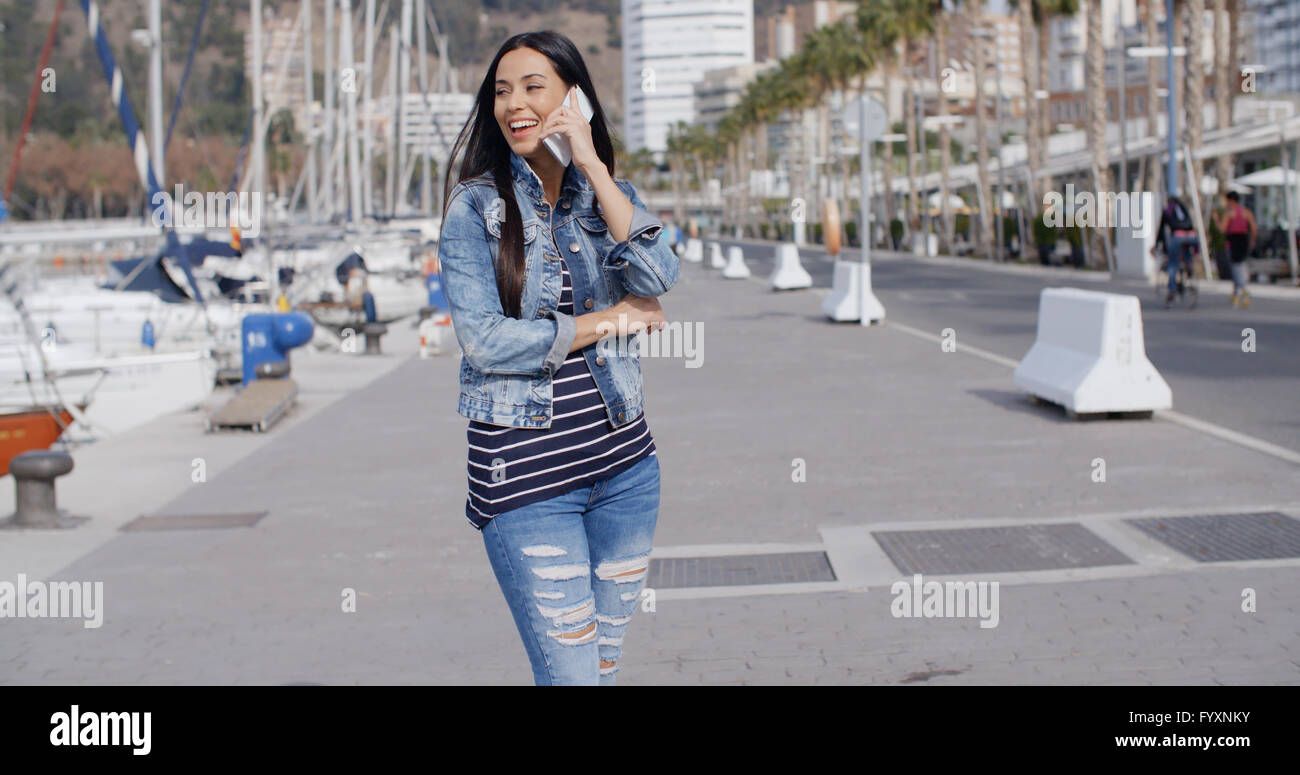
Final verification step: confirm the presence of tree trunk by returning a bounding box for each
[937,18,954,253]
[903,40,920,231]
[1186,0,1206,204]
[1172,0,1185,196]
[1017,0,1039,247]
[1145,0,1162,196]
[974,35,993,259]
[1037,14,1054,196]
[881,62,897,231]
[1214,0,1232,189]
[1086,0,1112,268]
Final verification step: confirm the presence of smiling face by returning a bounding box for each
[494,47,567,159]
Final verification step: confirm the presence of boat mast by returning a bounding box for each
[148,0,165,191]
[363,0,376,218]
[341,0,362,225]
[303,0,317,222]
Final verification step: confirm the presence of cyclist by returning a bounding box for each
[1151,195,1198,308]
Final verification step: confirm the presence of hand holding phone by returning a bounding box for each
[542,85,595,168]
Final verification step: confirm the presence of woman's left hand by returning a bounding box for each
[538,85,599,171]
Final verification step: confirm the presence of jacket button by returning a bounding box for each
[617,411,626,422]
[560,199,570,208]
[595,355,606,366]
[569,242,580,253]
[583,298,594,310]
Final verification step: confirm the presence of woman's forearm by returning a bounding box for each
[568,305,622,353]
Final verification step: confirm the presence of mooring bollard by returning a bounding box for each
[3,450,80,529]
[363,322,388,355]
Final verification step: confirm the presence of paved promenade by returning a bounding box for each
[2,245,1298,685]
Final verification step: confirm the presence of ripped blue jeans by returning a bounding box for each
[481,454,660,685]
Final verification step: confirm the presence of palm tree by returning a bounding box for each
[971,3,995,259]
[1037,0,1081,198]
[935,7,956,253]
[1213,0,1231,192]
[1085,0,1112,267]
[1186,0,1207,209]
[898,1,936,233]
[666,122,689,230]
[1010,0,1042,208]
[802,20,875,247]
[1144,0,1162,196]
[857,0,904,232]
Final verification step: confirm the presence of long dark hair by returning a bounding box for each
[442,31,616,319]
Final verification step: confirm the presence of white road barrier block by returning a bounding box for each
[709,241,726,268]
[1014,288,1172,414]
[684,238,704,263]
[722,245,751,279]
[822,260,885,323]
[674,240,685,258]
[769,243,812,290]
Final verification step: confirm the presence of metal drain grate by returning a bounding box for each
[647,552,836,589]
[872,523,1134,575]
[1125,511,1300,562]
[121,512,269,531]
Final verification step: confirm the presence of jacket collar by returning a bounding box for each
[508,150,590,203]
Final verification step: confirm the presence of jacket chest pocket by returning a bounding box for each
[485,215,541,251]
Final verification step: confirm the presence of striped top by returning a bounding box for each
[464,257,656,529]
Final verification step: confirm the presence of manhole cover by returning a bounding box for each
[1125,511,1300,562]
[872,523,1134,575]
[121,512,269,531]
[647,552,835,589]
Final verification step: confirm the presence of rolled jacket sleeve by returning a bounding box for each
[602,179,681,297]
[439,186,577,376]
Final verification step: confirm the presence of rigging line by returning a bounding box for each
[3,0,68,203]
[164,0,210,155]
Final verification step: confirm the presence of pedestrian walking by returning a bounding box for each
[1214,191,1256,308]
[438,31,679,685]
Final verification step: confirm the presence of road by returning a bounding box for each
[706,239,1300,454]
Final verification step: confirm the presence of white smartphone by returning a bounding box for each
[543,86,595,167]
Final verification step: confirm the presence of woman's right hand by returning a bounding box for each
[614,294,667,333]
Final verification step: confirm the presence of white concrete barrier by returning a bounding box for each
[1014,287,1172,414]
[708,241,727,268]
[821,260,885,323]
[684,238,704,263]
[674,240,685,258]
[769,243,812,290]
[722,245,751,278]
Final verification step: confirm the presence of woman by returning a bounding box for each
[1214,191,1256,308]
[438,31,679,685]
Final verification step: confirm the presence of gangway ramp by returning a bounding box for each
[206,379,299,433]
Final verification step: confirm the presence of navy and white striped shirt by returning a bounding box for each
[465,257,656,529]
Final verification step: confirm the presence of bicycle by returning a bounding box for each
[1153,250,1198,309]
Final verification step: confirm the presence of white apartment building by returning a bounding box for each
[622,0,755,154]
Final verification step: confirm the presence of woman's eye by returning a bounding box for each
[527,84,540,90]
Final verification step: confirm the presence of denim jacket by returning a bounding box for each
[438,150,680,430]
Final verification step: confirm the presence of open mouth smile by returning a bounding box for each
[509,118,539,138]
